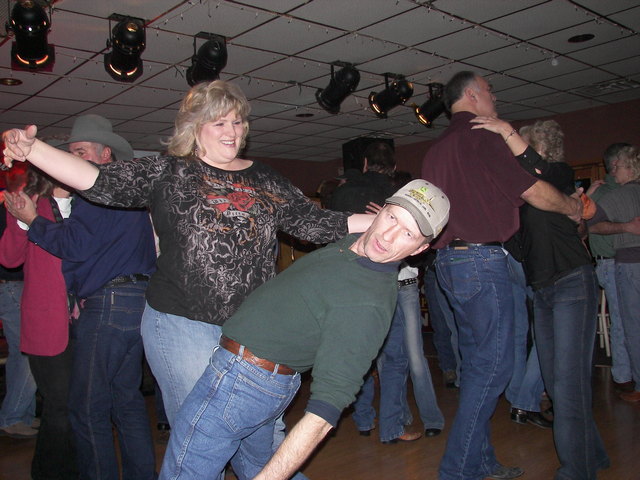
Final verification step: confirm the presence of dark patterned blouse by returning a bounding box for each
[82,154,349,325]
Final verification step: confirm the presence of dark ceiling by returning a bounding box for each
[1,0,639,161]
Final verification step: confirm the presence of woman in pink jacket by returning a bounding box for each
[0,167,77,480]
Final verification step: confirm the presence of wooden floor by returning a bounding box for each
[1,350,639,479]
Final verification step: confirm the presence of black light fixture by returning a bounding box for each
[369,73,414,118]
[186,32,227,86]
[414,83,446,127]
[8,0,55,70]
[316,62,360,114]
[104,14,146,82]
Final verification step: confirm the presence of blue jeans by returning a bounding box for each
[596,258,632,383]
[68,282,156,480]
[351,325,412,439]
[436,245,514,480]
[141,303,222,426]
[399,283,444,431]
[142,303,307,480]
[424,267,460,379]
[0,281,37,427]
[534,265,609,480]
[505,256,544,412]
[159,345,301,480]
[614,261,640,391]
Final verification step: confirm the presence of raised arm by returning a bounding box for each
[3,125,99,190]
[253,412,332,480]
[470,116,528,156]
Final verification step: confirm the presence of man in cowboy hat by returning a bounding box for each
[7,114,158,479]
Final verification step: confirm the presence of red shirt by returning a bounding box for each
[0,198,70,356]
[421,111,536,248]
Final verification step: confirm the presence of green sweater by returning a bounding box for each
[223,234,400,426]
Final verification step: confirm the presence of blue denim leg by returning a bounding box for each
[534,265,609,480]
[436,246,514,480]
[141,302,222,426]
[424,267,458,375]
[596,259,632,383]
[351,371,376,432]
[159,346,300,480]
[377,304,410,442]
[69,282,156,480]
[505,256,544,412]
[399,283,444,430]
[615,262,640,390]
[0,281,36,427]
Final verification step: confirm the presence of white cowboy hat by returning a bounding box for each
[66,114,134,161]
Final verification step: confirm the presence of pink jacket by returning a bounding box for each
[0,198,70,356]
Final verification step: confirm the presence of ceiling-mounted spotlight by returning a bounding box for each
[104,14,146,82]
[369,73,414,118]
[186,32,227,86]
[316,62,360,114]
[414,83,446,127]
[8,0,55,70]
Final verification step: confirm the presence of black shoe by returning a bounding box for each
[487,464,524,479]
[358,429,372,437]
[510,408,528,425]
[526,411,553,429]
[424,428,441,437]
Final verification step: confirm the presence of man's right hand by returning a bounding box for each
[567,194,584,224]
[2,125,38,168]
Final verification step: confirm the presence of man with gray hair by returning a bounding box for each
[587,143,634,393]
[6,114,157,479]
[421,70,584,480]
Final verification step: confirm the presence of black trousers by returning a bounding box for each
[28,340,78,480]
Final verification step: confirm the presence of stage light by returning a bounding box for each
[186,32,227,86]
[414,83,446,127]
[8,0,55,70]
[316,62,360,114]
[369,74,413,118]
[104,15,146,82]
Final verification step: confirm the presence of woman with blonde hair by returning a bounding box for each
[2,80,372,431]
[472,116,609,479]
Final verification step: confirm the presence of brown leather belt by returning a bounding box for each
[449,240,503,249]
[220,335,295,375]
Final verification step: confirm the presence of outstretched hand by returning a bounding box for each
[2,125,38,168]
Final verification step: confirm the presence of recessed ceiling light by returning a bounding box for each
[0,77,23,86]
[295,113,314,118]
[568,33,595,43]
